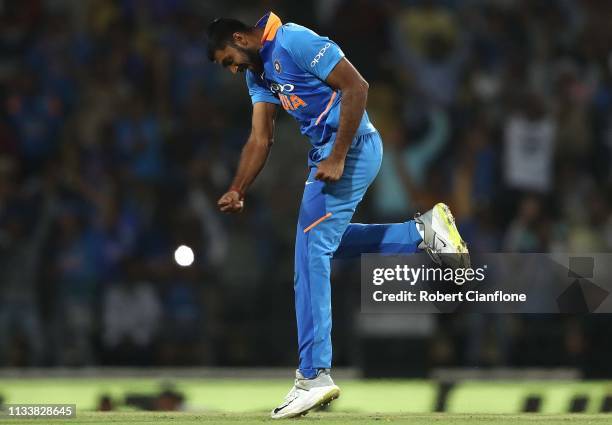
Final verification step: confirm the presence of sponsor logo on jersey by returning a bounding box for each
[268,81,306,111]
[269,82,294,93]
[311,43,331,67]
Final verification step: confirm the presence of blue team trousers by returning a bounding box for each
[294,131,423,378]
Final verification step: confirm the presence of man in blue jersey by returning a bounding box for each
[207,12,469,418]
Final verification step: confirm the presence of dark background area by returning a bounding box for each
[1,0,612,377]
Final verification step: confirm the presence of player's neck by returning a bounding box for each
[251,27,264,50]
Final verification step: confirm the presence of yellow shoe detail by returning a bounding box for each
[434,203,467,254]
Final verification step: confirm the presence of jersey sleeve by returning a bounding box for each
[279,25,345,81]
[245,70,280,105]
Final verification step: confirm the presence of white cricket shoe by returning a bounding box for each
[415,202,470,269]
[270,369,340,419]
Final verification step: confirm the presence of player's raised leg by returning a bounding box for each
[333,221,423,258]
[334,203,470,268]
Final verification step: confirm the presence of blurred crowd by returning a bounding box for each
[1,0,612,376]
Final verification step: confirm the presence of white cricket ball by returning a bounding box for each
[174,245,195,267]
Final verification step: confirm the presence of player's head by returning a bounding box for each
[206,18,263,74]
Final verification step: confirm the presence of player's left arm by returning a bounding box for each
[314,58,368,182]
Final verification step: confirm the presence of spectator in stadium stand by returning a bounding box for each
[503,92,556,195]
[373,107,450,219]
[102,259,162,365]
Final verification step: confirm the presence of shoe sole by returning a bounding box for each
[433,203,470,268]
[273,387,340,419]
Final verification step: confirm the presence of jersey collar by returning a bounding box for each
[255,11,282,43]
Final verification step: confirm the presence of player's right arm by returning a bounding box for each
[217,102,277,213]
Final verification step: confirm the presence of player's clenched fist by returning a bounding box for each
[314,156,345,182]
[217,190,244,213]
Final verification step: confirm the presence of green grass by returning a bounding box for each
[0,378,437,413]
[1,412,612,425]
[2,378,612,423]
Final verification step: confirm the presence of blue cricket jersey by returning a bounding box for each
[246,12,376,164]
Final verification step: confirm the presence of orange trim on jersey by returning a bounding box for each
[315,92,337,125]
[303,212,332,233]
[261,12,282,42]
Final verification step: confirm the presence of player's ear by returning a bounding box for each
[232,32,248,47]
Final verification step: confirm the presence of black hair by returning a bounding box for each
[206,18,251,62]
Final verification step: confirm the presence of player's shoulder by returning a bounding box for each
[279,22,314,35]
[277,23,320,49]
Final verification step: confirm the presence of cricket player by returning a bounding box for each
[207,12,469,418]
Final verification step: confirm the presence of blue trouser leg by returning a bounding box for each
[333,222,422,259]
[294,132,423,378]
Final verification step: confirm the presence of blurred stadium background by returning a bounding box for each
[1,0,612,417]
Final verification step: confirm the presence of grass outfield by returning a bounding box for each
[1,412,612,425]
[3,378,612,414]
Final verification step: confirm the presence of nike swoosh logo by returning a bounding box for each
[305,181,314,185]
[435,234,447,248]
[273,403,291,413]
